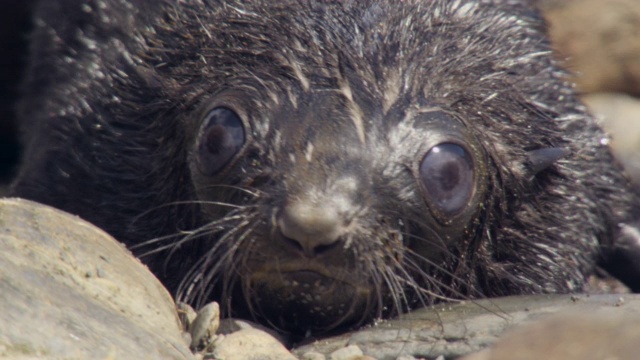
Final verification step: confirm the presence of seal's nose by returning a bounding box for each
[278,200,344,256]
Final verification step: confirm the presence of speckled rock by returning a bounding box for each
[293,294,640,360]
[0,198,194,359]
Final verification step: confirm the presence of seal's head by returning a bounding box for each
[154,0,591,335]
[184,89,488,333]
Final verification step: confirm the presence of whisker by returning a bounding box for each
[131,200,249,226]
[197,219,259,308]
[400,227,450,254]
[176,213,260,309]
[197,183,263,197]
[133,212,249,255]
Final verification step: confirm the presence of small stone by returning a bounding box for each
[176,302,198,332]
[217,318,289,345]
[212,328,296,360]
[181,331,193,346]
[189,302,220,350]
[395,356,419,360]
[328,345,364,360]
[300,351,326,360]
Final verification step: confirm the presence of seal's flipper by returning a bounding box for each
[601,222,640,292]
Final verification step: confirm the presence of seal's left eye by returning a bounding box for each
[196,107,245,175]
[419,143,474,216]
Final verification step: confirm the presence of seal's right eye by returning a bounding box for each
[196,107,245,175]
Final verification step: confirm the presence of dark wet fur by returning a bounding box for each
[11,0,640,336]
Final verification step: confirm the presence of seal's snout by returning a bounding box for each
[278,199,346,256]
[277,175,362,257]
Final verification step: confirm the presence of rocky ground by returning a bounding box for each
[3,198,640,360]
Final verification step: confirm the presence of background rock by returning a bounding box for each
[540,0,640,186]
[583,93,640,186]
[541,0,640,96]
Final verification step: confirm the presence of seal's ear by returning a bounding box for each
[525,147,571,176]
[600,222,640,292]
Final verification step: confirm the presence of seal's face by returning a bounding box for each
[135,0,591,337]
[185,83,487,333]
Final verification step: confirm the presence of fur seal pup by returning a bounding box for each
[11,0,640,336]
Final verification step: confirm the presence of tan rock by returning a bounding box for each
[461,310,640,360]
[541,0,640,95]
[583,92,640,185]
[0,198,193,359]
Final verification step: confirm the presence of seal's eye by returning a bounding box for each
[419,143,474,216]
[196,107,245,175]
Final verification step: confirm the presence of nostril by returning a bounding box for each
[313,241,341,255]
[281,235,304,253]
[278,200,345,256]
[280,232,341,256]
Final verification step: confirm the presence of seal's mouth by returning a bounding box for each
[246,268,375,334]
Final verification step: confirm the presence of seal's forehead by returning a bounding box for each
[187,0,545,92]
[177,0,554,148]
